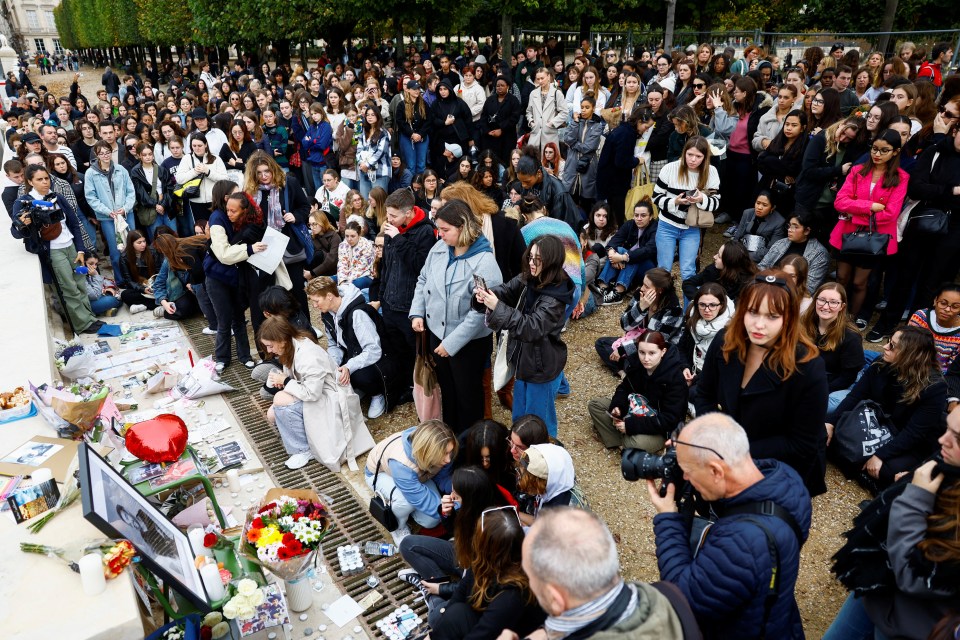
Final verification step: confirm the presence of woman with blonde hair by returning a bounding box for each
[258,315,374,471]
[364,185,388,237]
[365,420,458,537]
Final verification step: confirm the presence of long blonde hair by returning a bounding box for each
[410,420,458,480]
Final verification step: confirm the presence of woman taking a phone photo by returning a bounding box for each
[474,235,574,438]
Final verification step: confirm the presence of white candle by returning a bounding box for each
[31,468,53,485]
[79,553,106,596]
[226,469,241,492]
[199,561,225,601]
[187,526,211,558]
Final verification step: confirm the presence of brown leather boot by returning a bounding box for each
[497,377,514,411]
[481,367,493,419]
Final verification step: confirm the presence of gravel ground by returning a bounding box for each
[48,68,876,636]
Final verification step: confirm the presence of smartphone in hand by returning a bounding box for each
[473,274,488,292]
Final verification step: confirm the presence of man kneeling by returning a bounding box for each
[307,276,401,419]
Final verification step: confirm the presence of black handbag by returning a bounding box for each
[830,399,895,469]
[368,435,402,531]
[909,205,950,236]
[840,211,889,257]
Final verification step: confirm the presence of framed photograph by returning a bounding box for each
[78,443,210,610]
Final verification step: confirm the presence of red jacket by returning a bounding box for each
[830,164,909,255]
[917,61,943,87]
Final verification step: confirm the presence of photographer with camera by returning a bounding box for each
[11,164,101,334]
[645,413,811,640]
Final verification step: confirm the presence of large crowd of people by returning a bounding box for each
[5,35,960,639]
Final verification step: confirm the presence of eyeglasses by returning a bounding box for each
[697,302,721,310]
[693,83,706,89]
[870,146,894,155]
[811,98,824,105]
[528,255,542,266]
[505,437,528,453]
[669,428,726,460]
[884,339,899,350]
[480,505,521,531]
[936,299,960,311]
[815,297,843,309]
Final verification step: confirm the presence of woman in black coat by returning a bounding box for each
[429,79,473,173]
[595,108,651,226]
[827,326,947,491]
[588,332,688,453]
[479,76,522,164]
[695,270,829,496]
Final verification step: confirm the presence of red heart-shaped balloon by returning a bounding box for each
[125,414,188,463]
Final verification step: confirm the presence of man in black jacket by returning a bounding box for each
[381,189,436,388]
[101,66,120,98]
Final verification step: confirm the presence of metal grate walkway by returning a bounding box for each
[182,317,424,636]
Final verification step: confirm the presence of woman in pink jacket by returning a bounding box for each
[830,128,909,322]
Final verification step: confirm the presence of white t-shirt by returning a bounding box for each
[316,181,350,210]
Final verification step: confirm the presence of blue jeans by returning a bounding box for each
[365,471,442,529]
[359,173,390,199]
[599,251,653,290]
[655,221,700,284]
[146,215,177,240]
[309,163,328,195]
[274,400,309,456]
[98,213,136,285]
[822,593,889,640]
[176,207,197,237]
[514,373,563,438]
[350,275,373,289]
[192,282,218,331]
[400,135,430,175]
[90,293,122,315]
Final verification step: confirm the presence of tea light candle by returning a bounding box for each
[31,468,53,485]
[79,553,106,596]
[199,561,225,601]
[226,469,241,492]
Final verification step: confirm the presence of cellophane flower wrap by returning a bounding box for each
[240,489,330,581]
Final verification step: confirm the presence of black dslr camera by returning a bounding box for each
[622,447,684,497]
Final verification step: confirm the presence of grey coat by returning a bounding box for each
[758,236,829,294]
[732,208,787,262]
[561,114,605,200]
[409,235,502,356]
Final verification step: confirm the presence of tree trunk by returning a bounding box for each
[425,14,434,52]
[876,0,899,56]
[664,0,677,53]
[319,21,355,63]
[274,39,291,66]
[501,10,513,60]
[300,41,308,71]
[578,14,591,46]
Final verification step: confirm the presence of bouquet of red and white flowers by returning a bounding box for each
[241,489,330,580]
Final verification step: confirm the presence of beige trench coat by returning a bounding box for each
[283,337,375,472]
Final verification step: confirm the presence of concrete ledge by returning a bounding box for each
[0,211,57,389]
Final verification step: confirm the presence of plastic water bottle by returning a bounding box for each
[364,541,396,556]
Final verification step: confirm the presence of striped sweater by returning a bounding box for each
[652,160,722,229]
[909,308,960,373]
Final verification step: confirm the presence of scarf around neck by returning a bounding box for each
[259,184,283,230]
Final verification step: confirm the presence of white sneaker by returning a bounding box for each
[214,362,226,374]
[153,306,165,318]
[390,525,411,545]
[367,394,386,419]
[201,327,217,335]
[284,452,313,470]
[129,304,147,314]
